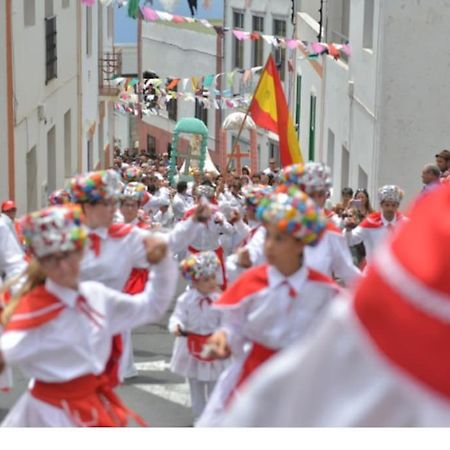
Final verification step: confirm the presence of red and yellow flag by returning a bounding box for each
[249,55,303,166]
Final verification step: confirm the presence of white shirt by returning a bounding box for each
[1,254,177,383]
[172,193,194,222]
[222,297,450,426]
[80,225,150,291]
[345,215,408,262]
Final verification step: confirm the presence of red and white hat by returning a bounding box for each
[1,200,16,212]
[354,183,450,400]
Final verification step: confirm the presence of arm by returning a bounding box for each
[105,244,179,334]
[0,222,27,286]
[247,227,266,266]
[329,233,362,285]
[167,216,201,253]
[344,225,367,247]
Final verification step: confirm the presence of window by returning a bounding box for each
[47,126,56,193]
[27,147,38,212]
[327,129,335,178]
[341,146,350,189]
[62,0,70,9]
[269,141,280,166]
[45,16,57,84]
[358,165,368,190]
[64,110,72,177]
[327,0,351,62]
[195,98,208,128]
[147,135,156,157]
[252,16,264,67]
[273,19,287,81]
[167,81,178,122]
[308,94,317,161]
[295,75,302,138]
[24,0,36,27]
[363,0,374,49]
[86,6,92,56]
[233,11,244,69]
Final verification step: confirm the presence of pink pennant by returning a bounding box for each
[341,44,352,56]
[141,6,159,21]
[286,39,300,49]
[310,42,327,54]
[81,0,96,5]
[233,30,250,41]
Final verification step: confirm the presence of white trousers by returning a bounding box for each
[188,378,217,420]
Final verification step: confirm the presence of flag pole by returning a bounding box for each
[225,55,272,173]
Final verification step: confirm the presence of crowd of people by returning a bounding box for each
[0,143,449,427]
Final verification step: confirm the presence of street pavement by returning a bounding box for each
[0,278,195,427]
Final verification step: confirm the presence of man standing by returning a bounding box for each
[263,158,279,177]
[344,185,407,263]
[421,164,441,192]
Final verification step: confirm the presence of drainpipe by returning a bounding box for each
[6,0,15,199]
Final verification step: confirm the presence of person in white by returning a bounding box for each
[153,197,174,231]
[70,170,152,382]
[0,205,177,427]
[196,188,340,427]
[344,185,408,263]
[221,183,450,426]
[281,163,361,286]
[119,182,152,230]
[0,215,28,392]
[169,183,234,290]
[169,252,229,421]
[172,181,195,222]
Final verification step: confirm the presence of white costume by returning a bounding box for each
[172,192,194,222]
[1,254,177,427]
[197,263,339,426]
[169,289,228,419]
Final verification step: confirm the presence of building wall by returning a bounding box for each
[377,0,450,201]
[141,22,218,159]
[0,1,9,200]
[12,0,79,211]
[224,0,296,172]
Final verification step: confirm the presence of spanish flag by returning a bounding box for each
[249,55,303,166]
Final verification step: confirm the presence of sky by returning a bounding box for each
[115,1,224,43]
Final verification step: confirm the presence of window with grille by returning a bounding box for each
[273,19,287,81]
[167,80,178,122]
[233,11,244,69]
[195,98,208,128]
[252,16,264,67]
[45,16,57,84]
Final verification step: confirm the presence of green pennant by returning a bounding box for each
[128,0,140,19]
[204,74,214,88]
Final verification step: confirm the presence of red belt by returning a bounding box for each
[186,333,214,362]
[188,246,227,290]
[31,374,148,427]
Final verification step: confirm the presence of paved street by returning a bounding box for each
[0,279,194,427]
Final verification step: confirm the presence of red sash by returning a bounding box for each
[31,374,147,427]
[188,246,227,291]
[186,333,214,362]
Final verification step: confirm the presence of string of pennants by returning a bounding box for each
[80,1,351,60]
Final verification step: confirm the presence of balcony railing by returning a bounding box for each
[99,50,122,96]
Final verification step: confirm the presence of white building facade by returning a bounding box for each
[297,0,450,204]
[2,0,116,214]
[139,21,220,166]
[223,0,297,172]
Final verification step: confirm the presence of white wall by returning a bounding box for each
[0,2,9,200]
[224,0,296,171]
[142,22,218,151]
[12,0,79,211]
[116,44,137,75]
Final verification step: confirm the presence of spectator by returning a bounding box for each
[352,188,374,219]
[333,187,354,216]
[263,158,279,177]
[435,149,450,177]
[421,164,441,192]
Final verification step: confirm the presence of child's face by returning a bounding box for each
[264,224,304,271]
[193,275,218,295]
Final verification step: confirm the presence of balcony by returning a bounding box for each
[99,51,122,97]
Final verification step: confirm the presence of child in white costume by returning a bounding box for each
[0,205,177,427]
[197,187,339,426]
[169,252,228,420]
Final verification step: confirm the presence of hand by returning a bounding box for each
[206,331,231,359]
[174,325,183,337]
[237,248,252,268]
[145,236,168,264]
[194,204,212,223]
